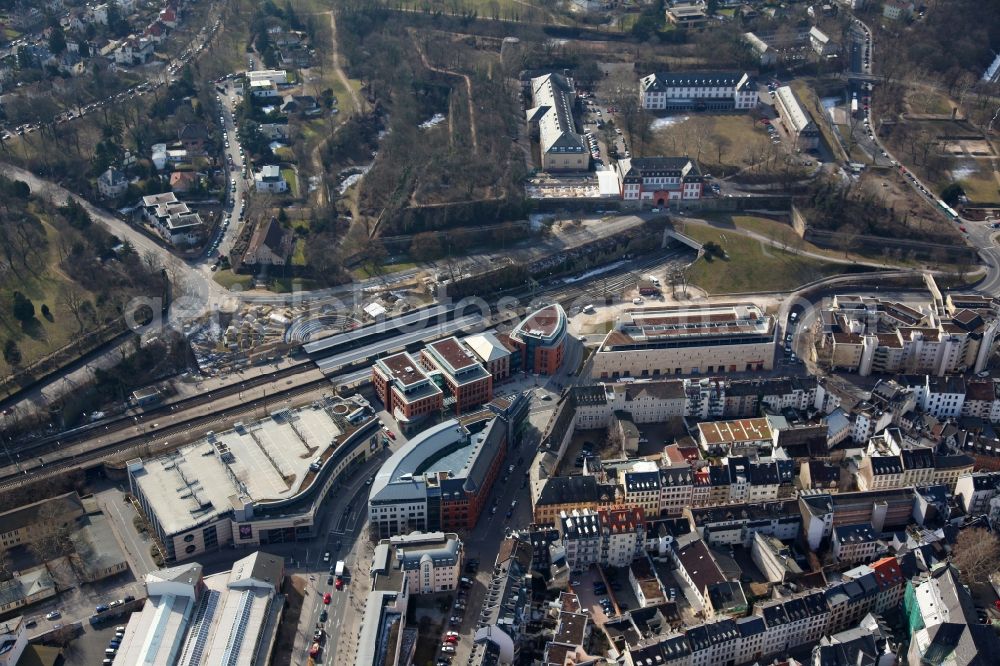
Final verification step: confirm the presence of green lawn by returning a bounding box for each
[350,261,419,280]
[212,270,253,290]
[650,115,781,176]
[0,218,101,376]
[281,168,299,198]
[681,224,846,294]
[958,173,1000,204]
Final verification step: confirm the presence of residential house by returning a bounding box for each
[883,0,913,20]
[177,124,208,154]
[239,217,293,269]
[98,167,129,198]
[254,165,288,194]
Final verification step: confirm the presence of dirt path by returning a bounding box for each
[308,11,364,208]
[409,30,478,152]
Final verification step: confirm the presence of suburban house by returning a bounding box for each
[280,94,320,116]
[665,3,708,28]
[97,167,129,198]
[526,73,588,172]
[114,35,154,65]
[882,0,913,20]
[616,157,704,204]
[254,165,288,194]
[177,124,208,153]
[169,171,199,193]
[238,217,293,270]
[639,71,758,112]
[744,32,778,67]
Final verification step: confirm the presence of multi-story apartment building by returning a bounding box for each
[638,71,758,111]
[832,523,880,563]
[380,532,463,594]
[955,471,1000,514]
[686,500,801,548]
[659,464,694,516]
[599,507,645,568]
[822,293,1000,377]
[560,510,601,572]
[622,469,661,517]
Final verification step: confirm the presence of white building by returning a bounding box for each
[526,73,588,172]
[254,165,288,193]
[593,304,776,380]
[139,192,204,245]
[774,86,820,151]
[98,167,129,198]
[247,69,288,85]
[0,617,28,666]
[616,157,704,203]
[129,402,379,561]
[639,71,758,111]
[376,532,463,594]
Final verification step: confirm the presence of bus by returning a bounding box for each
[938,201,959,220]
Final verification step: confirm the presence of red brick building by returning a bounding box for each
[510,304,568,375]
[420,337,493,415]
[372,352,444,423]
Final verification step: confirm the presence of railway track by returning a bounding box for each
[0,376,332,492]
[0,248,689,490]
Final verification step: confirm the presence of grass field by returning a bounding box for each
[649,115,773,174]
[954,170,1000,204]
[213,270,253,290]
[281,168,299,198]
[350,261,419,280]
[906,88,953,116]
[0,218,100,376]
[679,223,846,294]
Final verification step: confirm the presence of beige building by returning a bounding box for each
[375,532,463,594]
[526,73,588,172]
[593,303,775,380]
[0,492,85,553]
[774,86,820,151]
[821,293,1000,377]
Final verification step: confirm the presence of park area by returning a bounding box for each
[648,114,799,178]
[674,218,846,294]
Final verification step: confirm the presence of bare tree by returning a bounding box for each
[28,500,76,563]
[58,285,90,334]
[951,527,1000,583]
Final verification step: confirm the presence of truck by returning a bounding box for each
[334,561,345,589]
[850,92,859,117]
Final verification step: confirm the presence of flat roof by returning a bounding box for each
[699,418,772,445]
[130,404,341,536]
[376,352,430,388]
[603,303,773,350]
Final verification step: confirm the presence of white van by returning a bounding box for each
[632,297,644,305]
